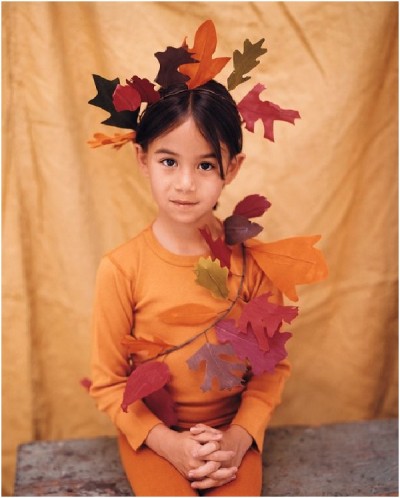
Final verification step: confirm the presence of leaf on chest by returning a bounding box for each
[194,257,229,300]
[158,303,225,325]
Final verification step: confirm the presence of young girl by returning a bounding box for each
[88,20,326,496]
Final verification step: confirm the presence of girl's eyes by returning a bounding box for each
[160,159,215,171]
[162,158,176,167]
[198,162,214,171]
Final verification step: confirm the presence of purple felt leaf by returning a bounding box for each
[187,343,246,391]
[223,215,263,245]
[233,194,271,219]
[199,226,232,269]
[144,386,178,427]
[154,46,195,87]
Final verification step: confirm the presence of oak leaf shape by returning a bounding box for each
[194,257,229,300]
[88,74,139,129]
[187,343,246,391]
[154,46,195,87]
[238,293,298,351]
[246,236,329,301]
[237,83,300,141]
[121,361,170,412]
[121,335,172,357]
[158,303,224,325]
[216,319,292,375]
[227,38,268,90]
[224,215,263,245]
[232,194,271,219]
[144,386,178,427]
[178,20,230,89]
[199,226,232,269]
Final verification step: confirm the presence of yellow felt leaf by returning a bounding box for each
[121,335,172,357]
[246,236,328,302]
[158,303,224,325]
[194,257,229,300]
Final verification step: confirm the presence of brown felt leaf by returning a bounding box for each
[246,236,329,301]
[223,215,263,245]
[158,303,223,325]
[121,335,172,357]
[232,194,271,219]
[237,83,301,141]
[154,46,195,87]
[227,38,268,91]
[194,257,229,300]
[178,20,230,89]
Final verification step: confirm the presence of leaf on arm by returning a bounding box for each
[238,293,298,351]
[178,20,231,89]
[246,236,329,301]
[194,257,229,300]
[227,38,268,90]
[223,215,263,245]
[187,343,246,391]
[199,226,232,269]
[154,46,195,87]
[121,361,170,412]
[158,303,224,325]
[237,83,301,141]
[232,194,271,219]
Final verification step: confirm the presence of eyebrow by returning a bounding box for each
[154,148,217,159]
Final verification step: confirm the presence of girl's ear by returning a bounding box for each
[135,144,149,176]
[224,153,246,185]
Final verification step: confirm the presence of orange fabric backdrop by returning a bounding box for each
[2,2,398,494]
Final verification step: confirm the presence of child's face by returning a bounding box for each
[136,117,245,229]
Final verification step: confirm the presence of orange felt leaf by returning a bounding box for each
[178,20,230,89]
[246,236,328,302]
[158,303,224,325]
[121,335,172,357]
[87,131,135,149]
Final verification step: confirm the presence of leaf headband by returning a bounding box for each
[87,19,301,149]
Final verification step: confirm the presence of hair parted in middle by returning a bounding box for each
[135,80,243,180]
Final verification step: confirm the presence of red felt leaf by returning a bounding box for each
[154,46,195,87]
[199,226,232,269]
[187,343,246,392]
[233,194,271,218]
[223,215,263,245]
[121,361,170,412]
[113,76,159,113]
[237,83,301,141]
[238,293,298,351]
[144,386,178,427]
[216,319,292,375]
[80,377,92,391]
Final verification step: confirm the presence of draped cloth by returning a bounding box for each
[2,2,398,494]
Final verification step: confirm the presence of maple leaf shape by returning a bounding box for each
[154,46,195,87]
[237,83,301,141]
[194,257,229,300]
[199,226,232,269]
[113,76,160,113]
[178,20,231,89]
[187,343,246,391]
[121,361,170,412]
[158,303,224,325]
[246,236,329,301]
[121,335,172,357]
[144,386,178,427]
[88,74,139,130]
[232,194,271,219]
[227,38,268,91]
[223,215,263,245]
[238,293,298,351]
[216,319,292,375]
[87,131,136,150]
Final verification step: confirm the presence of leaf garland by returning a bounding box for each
[227,38,268,91]
[194,257,229,300]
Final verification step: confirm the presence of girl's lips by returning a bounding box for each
[170,200,198,206]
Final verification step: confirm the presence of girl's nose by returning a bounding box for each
[174,167,195,192]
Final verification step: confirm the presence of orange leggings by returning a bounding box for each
[118,433,263,496]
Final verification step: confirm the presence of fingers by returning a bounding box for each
[192,440,221,458]
[188,460,221,480]
[190,467,237,490]
[190,424,222,436]
[201,449,235,462]
[191,431,222,444]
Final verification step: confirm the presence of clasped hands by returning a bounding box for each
[146,423,253,490]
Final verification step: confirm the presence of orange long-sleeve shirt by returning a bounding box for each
[90,225,290,451]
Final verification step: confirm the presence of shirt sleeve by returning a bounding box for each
[89,256,162,450]
[231,250,291,451]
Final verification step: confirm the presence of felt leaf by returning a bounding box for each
[87,131,136,149]
[232,194,271,219]
[187,343,246,391]
[199,226,232,269]
[246,236,329,301]
[237,83,301,141]
[144,387,178,427]
[121,361,170,412]
[121,335,172,357]
[88,74,139,130]
[216,319,292,375]
[178,20,231,89]
[223,215,263,245]
[227,38,268,91]
[113,76,160,113]
[158,303,222,325]
[194,257,229,300]
[80,377,92,391]
[154,46,195,87]
[238,293,298,351]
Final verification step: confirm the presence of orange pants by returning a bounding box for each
[118,433,263,496]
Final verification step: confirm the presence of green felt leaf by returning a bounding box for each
[194,257,229,300]
[227,38,267,91]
